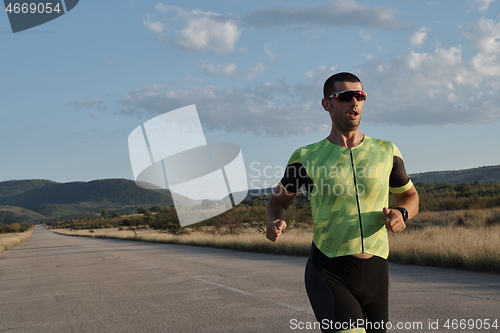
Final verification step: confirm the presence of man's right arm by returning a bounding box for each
[266,186,296,242]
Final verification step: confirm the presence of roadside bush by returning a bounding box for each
[0,223,32,233]
[150,206,183,235]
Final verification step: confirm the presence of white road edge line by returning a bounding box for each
[141,262,162,269]
[194,278,254,297]
[139,262,314,315]
[194,278,314,315]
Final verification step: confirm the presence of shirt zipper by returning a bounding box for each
[349,148,365,253]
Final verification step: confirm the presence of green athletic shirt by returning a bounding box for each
[279,136,413,259]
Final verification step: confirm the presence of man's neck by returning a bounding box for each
[327,129,364,149]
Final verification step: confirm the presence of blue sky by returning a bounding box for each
[1,0,500,188]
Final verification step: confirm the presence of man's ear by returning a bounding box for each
[322,98,331,112]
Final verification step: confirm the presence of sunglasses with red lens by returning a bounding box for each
[326,90,367,102]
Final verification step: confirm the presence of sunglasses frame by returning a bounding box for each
[326,90,367,102]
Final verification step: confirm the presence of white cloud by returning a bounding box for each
[143,18,167,44]
[143,19,165,35]
[357,46,500,125]
[154,3,170,13]
[144,5,241,55]
[174,16,241,55]
[118,69,334,136]
[241,0,400,29]
[144,1,409,56]
[461,18,500,53]
[304,65,338,80]
[123,13,500,136]
[200,62,238,76]
[470,53,500,75]
[119,43,500,135]
[198,61,267,79]
[69,98,107,111]
[410,27,430,47]
[473,0,496,11]
[359,29,372,42]
[264,44,277,62]
[185,76,204,83]
[245,62,267,79]
[461,18,500,75]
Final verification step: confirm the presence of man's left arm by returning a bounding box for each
[383,185,419,233]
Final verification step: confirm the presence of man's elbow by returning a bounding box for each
[268,186,296,209]
[266,194,285,212]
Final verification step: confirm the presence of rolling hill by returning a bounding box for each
[409,165,500,184]
[0,179,188,223]
[0,179,57,199]
[0,206,46,225]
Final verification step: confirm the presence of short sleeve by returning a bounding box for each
[389,143,413,193]
[278,149,313,195]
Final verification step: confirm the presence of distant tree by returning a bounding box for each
[10,223,20,232]
[149,205,162,212]
[101,209,109,219]
[201,199,215,209]
[121,219,132,227]
[221,211,241,235]
[150,207,181,234]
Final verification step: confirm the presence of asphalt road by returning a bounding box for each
[0,225,499,333]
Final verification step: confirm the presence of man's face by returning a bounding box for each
[322,81,365,132]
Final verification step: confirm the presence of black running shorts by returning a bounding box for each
[305,243,389,333]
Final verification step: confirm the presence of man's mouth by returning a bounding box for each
[347,111,359,118]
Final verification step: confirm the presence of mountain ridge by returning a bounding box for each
[409,165,500,184]
[1,165,498,224]
[0,178,180,224]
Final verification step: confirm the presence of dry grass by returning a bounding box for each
[52,208,500,273]
[0,229,34,255]
[408,207,500,229]
[389,225,500,273]
[388,208,500,273]
[53,227,313,256]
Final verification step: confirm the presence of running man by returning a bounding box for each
[266,72,419,333]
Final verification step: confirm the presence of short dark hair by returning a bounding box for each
[323,72,362,98]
